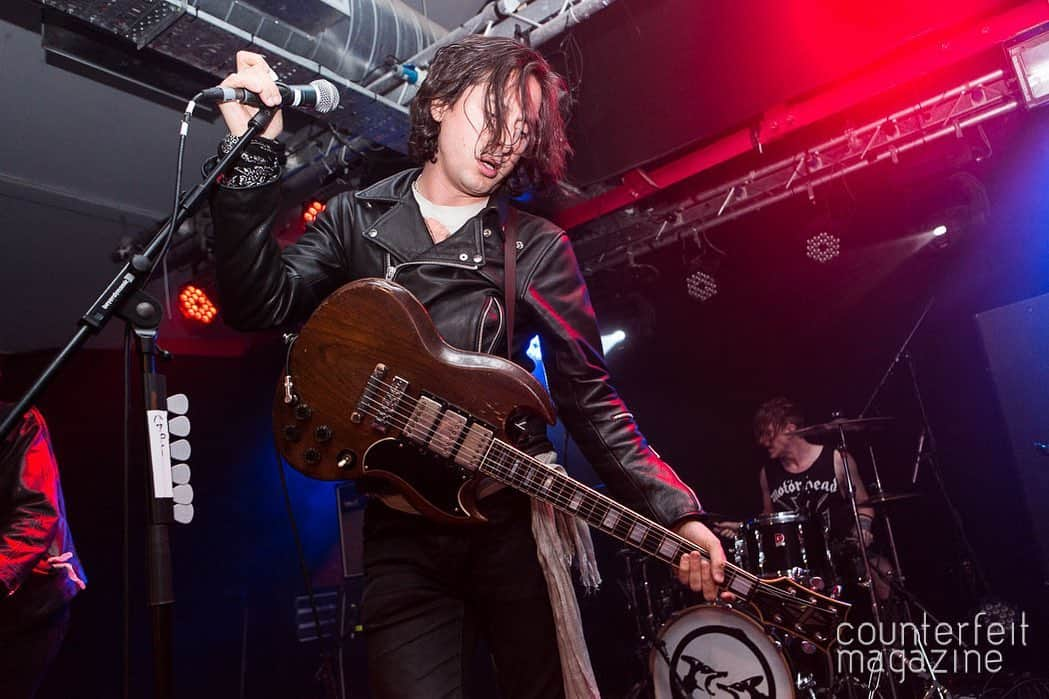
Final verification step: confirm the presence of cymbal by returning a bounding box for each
[787,416,894,439]
[856,490,920,507]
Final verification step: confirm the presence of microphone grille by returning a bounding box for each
[310,79,340,113]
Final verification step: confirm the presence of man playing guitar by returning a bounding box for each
[209,35,727,698]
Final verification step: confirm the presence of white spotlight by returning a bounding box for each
[601,330,626,355]
[685,268,718,301]
[931,225,948,237]
[1009,28,1049,108]
[805,231,840,263]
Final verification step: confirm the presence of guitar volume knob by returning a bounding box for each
[304,448,321,465]
[315,425,333,442]
[294,403,313,421]
[282,425,301,442]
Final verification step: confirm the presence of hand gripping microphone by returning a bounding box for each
[198,79,340,113]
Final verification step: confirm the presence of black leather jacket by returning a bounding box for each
[1,405,85,631]
[210,166,702,527]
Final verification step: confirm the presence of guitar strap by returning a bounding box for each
[503,206,518,361]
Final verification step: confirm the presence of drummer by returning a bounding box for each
[753,397,875,543]
[746,397,903,603]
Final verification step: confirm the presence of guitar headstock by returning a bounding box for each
[747,575,851,652]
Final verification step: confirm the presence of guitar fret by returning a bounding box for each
[658,536,680,562]
[725,570,757,597]
[639,529,663,554]
[549,477,568,501]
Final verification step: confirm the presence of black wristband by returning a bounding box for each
[202,134,286,189]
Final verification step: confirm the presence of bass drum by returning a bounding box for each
[650,605,794,699]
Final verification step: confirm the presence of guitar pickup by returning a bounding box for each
[455,423,494,470]
[430,410,468,458]
[405,395,442,444]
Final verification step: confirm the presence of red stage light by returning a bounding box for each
[178,285,218,324]
[303,200,326,225]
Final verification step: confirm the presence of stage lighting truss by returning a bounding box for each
[574,69,1018,275]
[806,231,840,263]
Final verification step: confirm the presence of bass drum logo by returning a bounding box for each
[651,606,793,699]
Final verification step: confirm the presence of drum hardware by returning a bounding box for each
[828,414,900,699]
[854,487,921,508]
[786,417,894,440]
[740,511,836,591]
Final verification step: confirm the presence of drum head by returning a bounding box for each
[650,605,794,699]
[746,511,808,528]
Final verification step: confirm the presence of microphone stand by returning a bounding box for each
[0,107,278,698]
[903,350,990,598]
[859,296,991,608]
[859,297,934,420]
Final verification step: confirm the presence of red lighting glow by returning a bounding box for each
[179,285,218,324]
[303,200,326,224]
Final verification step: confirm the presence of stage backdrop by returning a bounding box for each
[976,291,1049,583]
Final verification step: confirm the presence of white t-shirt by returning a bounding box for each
[412,179,489,236]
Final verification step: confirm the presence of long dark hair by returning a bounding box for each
[754,397,806,441]
[409,35,572,192]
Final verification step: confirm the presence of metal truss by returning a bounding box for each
[571,69,1020,275]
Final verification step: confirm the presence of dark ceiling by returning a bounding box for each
[0,0,1042,356]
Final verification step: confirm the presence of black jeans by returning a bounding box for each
[0,602,70,699]
[362,490,564,699]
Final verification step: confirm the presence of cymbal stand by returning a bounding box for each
[619,551,656,699]
[835,423,899,699]
[866,445,910,625]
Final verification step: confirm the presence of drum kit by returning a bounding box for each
[621,416,934,699]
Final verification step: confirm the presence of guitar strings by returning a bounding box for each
[313,378,840,616]
[350,393,836,616]
[350,383,838,615]
[348,385,837,614]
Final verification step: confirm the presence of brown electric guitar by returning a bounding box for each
[273,278,849,650]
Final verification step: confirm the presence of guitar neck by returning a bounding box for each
[478,438,759,599]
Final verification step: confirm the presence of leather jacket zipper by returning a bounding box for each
[384,257,480,282]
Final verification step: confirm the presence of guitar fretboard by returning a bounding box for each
[477,437,758,599]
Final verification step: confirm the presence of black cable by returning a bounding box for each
[272,433,329,650]
[275,335,341,692]
[142,102,196,303]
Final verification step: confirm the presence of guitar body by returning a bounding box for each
[273,278,556,524]
[274,278,850,648]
